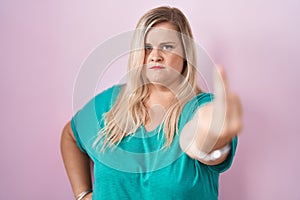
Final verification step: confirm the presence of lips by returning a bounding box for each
[150,65,165,70]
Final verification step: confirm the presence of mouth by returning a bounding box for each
[150,65,165,70]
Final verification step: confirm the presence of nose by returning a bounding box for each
[149,48,163,62]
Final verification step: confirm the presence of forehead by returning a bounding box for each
[145,22,181,43]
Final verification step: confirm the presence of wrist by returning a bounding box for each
[192,143,231,162]
[76,189,93,200]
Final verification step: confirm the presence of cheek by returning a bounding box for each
[169,55,184,72]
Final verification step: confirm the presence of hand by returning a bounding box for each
[204,66,243,147]
[180,66,243,155]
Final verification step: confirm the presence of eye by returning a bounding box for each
[161,44,174,51]
[144,44,153,52]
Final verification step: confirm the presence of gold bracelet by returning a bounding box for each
[76,189,93,200]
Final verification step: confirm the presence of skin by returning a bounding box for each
[60,22,242,198]
[143,22,185,89]
[180,67,243,165]
[143,22,242,165]
[143,22,186,131]
[60,122,93,200]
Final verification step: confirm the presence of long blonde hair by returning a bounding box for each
[94,6,200,151]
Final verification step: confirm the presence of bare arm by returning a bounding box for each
[180,103,239,166]
[180,67,242,166]
[60,121,93,199]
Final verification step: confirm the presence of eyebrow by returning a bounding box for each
[145,41,177,45]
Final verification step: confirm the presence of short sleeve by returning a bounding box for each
[208,136,238,173]
[70,85,122,154]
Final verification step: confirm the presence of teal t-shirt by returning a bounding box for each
[71,85,238,200]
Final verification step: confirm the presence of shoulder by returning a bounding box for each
[94,84,124,103]
[70,84,124,152]
[195,92,214,105]
[88,84,124,108]
[184,92,214,112]
[73,84,124,122]
[178,92,213,127]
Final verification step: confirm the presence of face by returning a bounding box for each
[143,22,185,87]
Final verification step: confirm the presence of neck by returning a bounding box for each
[145,84,176,109]
[144,84,176,130]
[148,84,175,97]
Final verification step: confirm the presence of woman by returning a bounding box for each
[61,6,242,200]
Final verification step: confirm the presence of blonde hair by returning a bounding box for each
[94,6,200,151]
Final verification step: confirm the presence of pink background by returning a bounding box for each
[1,0,300,199]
